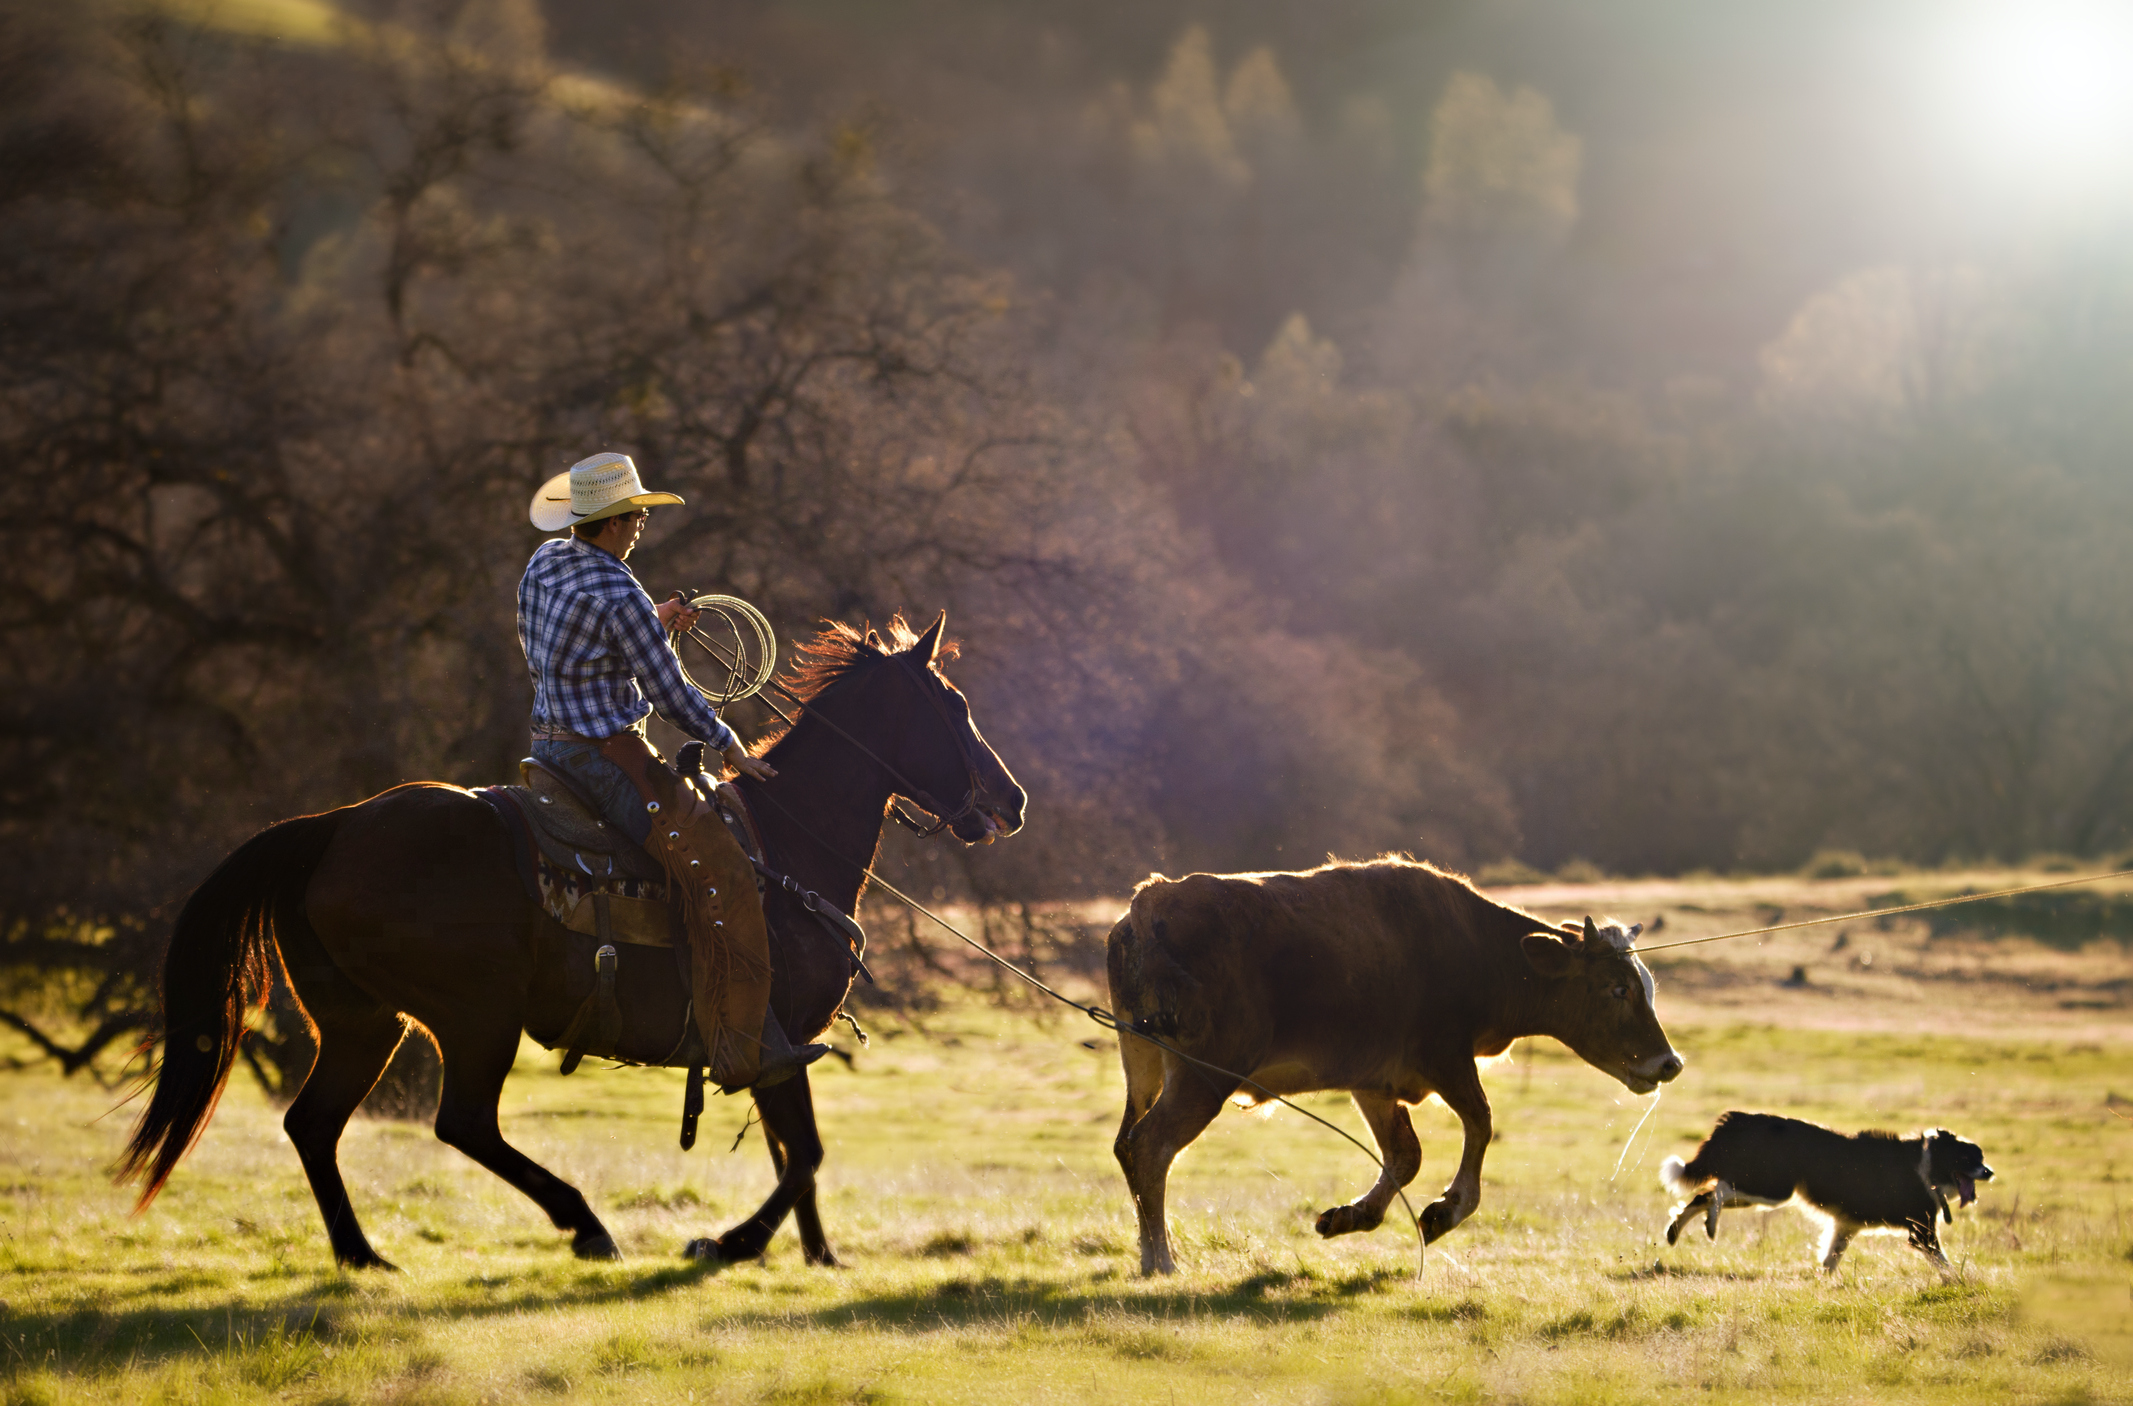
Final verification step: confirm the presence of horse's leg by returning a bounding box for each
[760,1102,838,1266]
[281,997,411,1270]
[687,1073,825,1263]
[428,1005,622,1260]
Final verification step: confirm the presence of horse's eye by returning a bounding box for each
[1612,984,1629,1000]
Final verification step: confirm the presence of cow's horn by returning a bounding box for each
[1581,916,1600,946]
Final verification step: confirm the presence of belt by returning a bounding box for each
[529,723,636,744]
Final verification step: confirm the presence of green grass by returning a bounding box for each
[1,993,2129,1403]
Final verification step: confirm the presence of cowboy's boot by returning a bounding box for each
[751,1007,829,1092]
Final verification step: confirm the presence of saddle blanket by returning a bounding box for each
[474,782,680,948]
[537,858,677,947]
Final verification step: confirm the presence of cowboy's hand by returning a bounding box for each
[656,593,700,634]
[726,741,777,781]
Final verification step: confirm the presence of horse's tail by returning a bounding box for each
[115,810,343,1209]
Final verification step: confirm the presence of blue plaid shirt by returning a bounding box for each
[517,536,737,752]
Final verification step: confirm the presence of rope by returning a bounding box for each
[858,869,1432,1276]
[736,774,1433,1276]
[1632,866,2132,952]
[673,594,778,704]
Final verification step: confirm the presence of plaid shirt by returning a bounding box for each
[517,536,737,752]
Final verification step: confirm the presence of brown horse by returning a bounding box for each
[116,614,1024,1269]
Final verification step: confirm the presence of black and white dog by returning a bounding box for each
[1661,1111,1994,1270]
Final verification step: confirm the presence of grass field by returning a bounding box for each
[2,872,2130,1404]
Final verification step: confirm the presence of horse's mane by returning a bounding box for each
[753,615,960,751]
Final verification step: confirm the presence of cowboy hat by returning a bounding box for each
[528,451,685,532]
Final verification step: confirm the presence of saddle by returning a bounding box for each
[472,757,869,1092]
[479,759,765,949]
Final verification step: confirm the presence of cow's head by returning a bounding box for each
[1520,916,1683,1095]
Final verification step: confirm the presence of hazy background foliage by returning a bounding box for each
[6,0,2133,952]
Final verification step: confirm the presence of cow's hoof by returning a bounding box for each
[683,1237,720,1262]
[573,1231,622,1261]
[802,1245,841,1268]
[1665,1222,1681,1246]
[1315,1205,1380,1238]
[1419,1199,1460,1244]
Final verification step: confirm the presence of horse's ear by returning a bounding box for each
[863,628,886,653]
[912,610,946,665]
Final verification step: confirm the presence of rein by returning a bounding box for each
[678,622,992,839]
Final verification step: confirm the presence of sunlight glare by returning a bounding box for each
[1929,1,2133,196]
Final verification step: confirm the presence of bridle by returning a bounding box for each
[816,654,996,840]
[678,622,1000,841]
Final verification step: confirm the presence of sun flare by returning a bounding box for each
[1930,1,2133,192]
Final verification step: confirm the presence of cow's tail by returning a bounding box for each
[115,810,342,1209]
[1107,883,1198,1041]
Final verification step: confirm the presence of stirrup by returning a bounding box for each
[725,1010,829,1094]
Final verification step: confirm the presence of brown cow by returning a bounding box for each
[1106,858,1683,1275]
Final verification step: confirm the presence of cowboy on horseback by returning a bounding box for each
[520,451,827,1092]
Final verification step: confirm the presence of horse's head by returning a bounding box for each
[878,613,1026,844]
[783,612,1026,845]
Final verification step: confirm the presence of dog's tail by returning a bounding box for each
[1659,1155,1700,1197]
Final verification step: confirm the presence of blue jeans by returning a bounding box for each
[532,738,654,845]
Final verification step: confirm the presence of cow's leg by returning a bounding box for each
[1419,1064,1493,1244]
[429,1007,620,1259]
[1315,1091,1421,1238]
[1705,1184,1728,1239]
[1110,1027,1167,1197]
[1115,1054,1233,1276]
[1666,1193,1713,1246]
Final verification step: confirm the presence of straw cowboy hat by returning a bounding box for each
[528,452,685,532]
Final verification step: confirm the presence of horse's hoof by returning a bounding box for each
[709,1226,770,1262]
[683,1237,720,1262]
[573,1232,622,1261]
[337,1251,399,1272]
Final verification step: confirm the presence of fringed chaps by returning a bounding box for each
[598,732,774,1089]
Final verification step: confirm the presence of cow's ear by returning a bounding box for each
[1557,920,1581,939]
[1521,931,1580,978]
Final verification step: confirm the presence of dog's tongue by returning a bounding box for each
[1957,1176,1976,1206]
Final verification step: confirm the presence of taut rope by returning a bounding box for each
[1633,867,2131,953]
